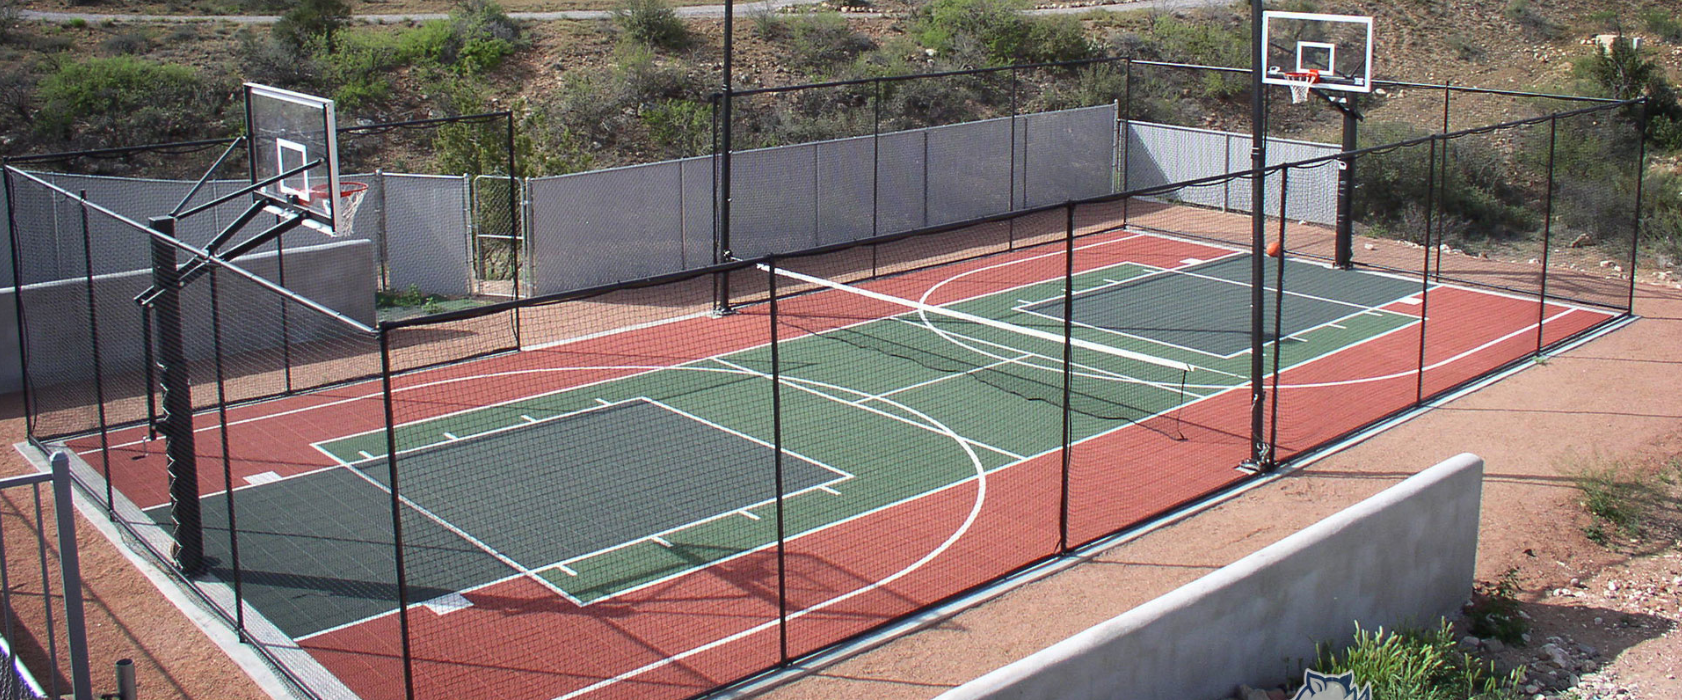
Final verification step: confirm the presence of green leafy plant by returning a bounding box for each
[273,0,351,52]
[916,0,1090,66]
[1465,568,1527,646]
[1573,457,1661,544]
[612,0,690,50]
[1312,621,1525,700]
[1641,9,1682,43]
[36,56,220,145]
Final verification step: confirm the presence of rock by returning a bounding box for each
[1599,259,1615,268]
[1237,685,1269,700]
[1364,243,1376,250]
[1544,643,1572,668]
[1461,634,1482,650]
[1569,233,1593,248]
[1486,638,1505,653]
[1528,258,1540,264]
[1578,643,1597,657]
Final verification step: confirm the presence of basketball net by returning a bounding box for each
[1283,70,1321,104]
[307,181,369,236]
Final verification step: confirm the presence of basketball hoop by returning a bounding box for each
[307,180,368,235]
[1283,70,1321,104]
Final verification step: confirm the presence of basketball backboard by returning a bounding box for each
[1261,11,1373,94]
[244,83,343,235]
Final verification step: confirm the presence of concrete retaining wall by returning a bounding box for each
[0,239,375,395]
[939,453,1484,700]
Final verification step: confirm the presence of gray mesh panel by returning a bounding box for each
[1019,105,1117,209]
[814,136,875,246]
[382,174,471,297]
[926,118,1011,226]
[731,144,819,258]
[875,130,927,233]
[679,156,716,270]
[527,162,684,296]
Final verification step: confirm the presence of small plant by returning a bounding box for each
[65,18,87,29]
[612,0,690,51]
[1573,457,1660,543]
[1504,0,1562,40]
[376,284,446,309]
[100,30,152,56]
[1465,567,1527,646]
[1312,620,1525,700]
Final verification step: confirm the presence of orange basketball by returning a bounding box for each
[1266,240,1283,257]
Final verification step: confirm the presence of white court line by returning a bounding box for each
[858,354,1034,403]
[891,317,1233,390]
[86,230,1165,458]
[711,357,1027,462]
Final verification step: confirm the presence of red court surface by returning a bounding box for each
[64,229,1617,700]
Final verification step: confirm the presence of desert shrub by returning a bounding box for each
[1571,37,1682,151]
[36,56,222,145]
[612,0,690,50]
[99,30,151,56]
[614,43,703,102]
[1311,621,1525,700]
[783,12,876,72]
[1465,568,1527,646]
[1504,0,1563,40]
[916,0,1090,66]
[1144,14,1247,98]
[239,29,325,89]
[1037,63,1128,111]
[273,0,351,52]
[641,99,710,157]
[1641,8,1682,43]
[1354,123,1536,244]
[396,0,523,74]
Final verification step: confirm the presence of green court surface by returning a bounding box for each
[314,255,1420,604]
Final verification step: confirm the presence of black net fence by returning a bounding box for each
[6,69,1646,700]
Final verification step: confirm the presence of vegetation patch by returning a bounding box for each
[1311,621,1525,700]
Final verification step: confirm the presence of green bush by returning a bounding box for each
[1312,621,1524,700]
[36,56,220,145]
[239,29,324,90]
[612,0,690,50]
[783,12,875,72]
[916,0,1090,66]
[1504,0,1562,40]
[641,99,710,157]
[1354,124,1538,246]
[1465,568,1527,646]
[396,0,523,74]
[1641,9,1682,43]
[99,30,151,56]
[273,0,351,52]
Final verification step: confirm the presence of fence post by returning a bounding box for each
[378,329,417,700]
[1536,115,1557,354]
[5,168,38,437]
[1416,139,1440,406]
[766,259,789,664]
[1627,99,1649,311]
[76,192,114,513]
[49,452,93,700]
[1058,203,1074,552]
[376,170,390,291]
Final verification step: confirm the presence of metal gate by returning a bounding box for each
[470,175,525,298]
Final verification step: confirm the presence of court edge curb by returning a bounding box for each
[11,442,304,700]
[702,311,1640,700]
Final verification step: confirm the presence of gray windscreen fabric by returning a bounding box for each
[730,143,819,259]
[678,156,716,271]
[875,130,928,234]
[815,135,876,246]
[1127,123,1235,211]
[1224,134,1340,224]
[926,117,1012,227]
[527,161,685,296]
[1018,104,1118,209]
[382,174,471,297]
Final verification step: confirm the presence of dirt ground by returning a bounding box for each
[0,292,1678,699]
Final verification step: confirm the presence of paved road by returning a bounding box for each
[19,0,1212,23]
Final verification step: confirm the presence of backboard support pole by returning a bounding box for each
[148,216,204,575]
[1335,94,1359,268]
